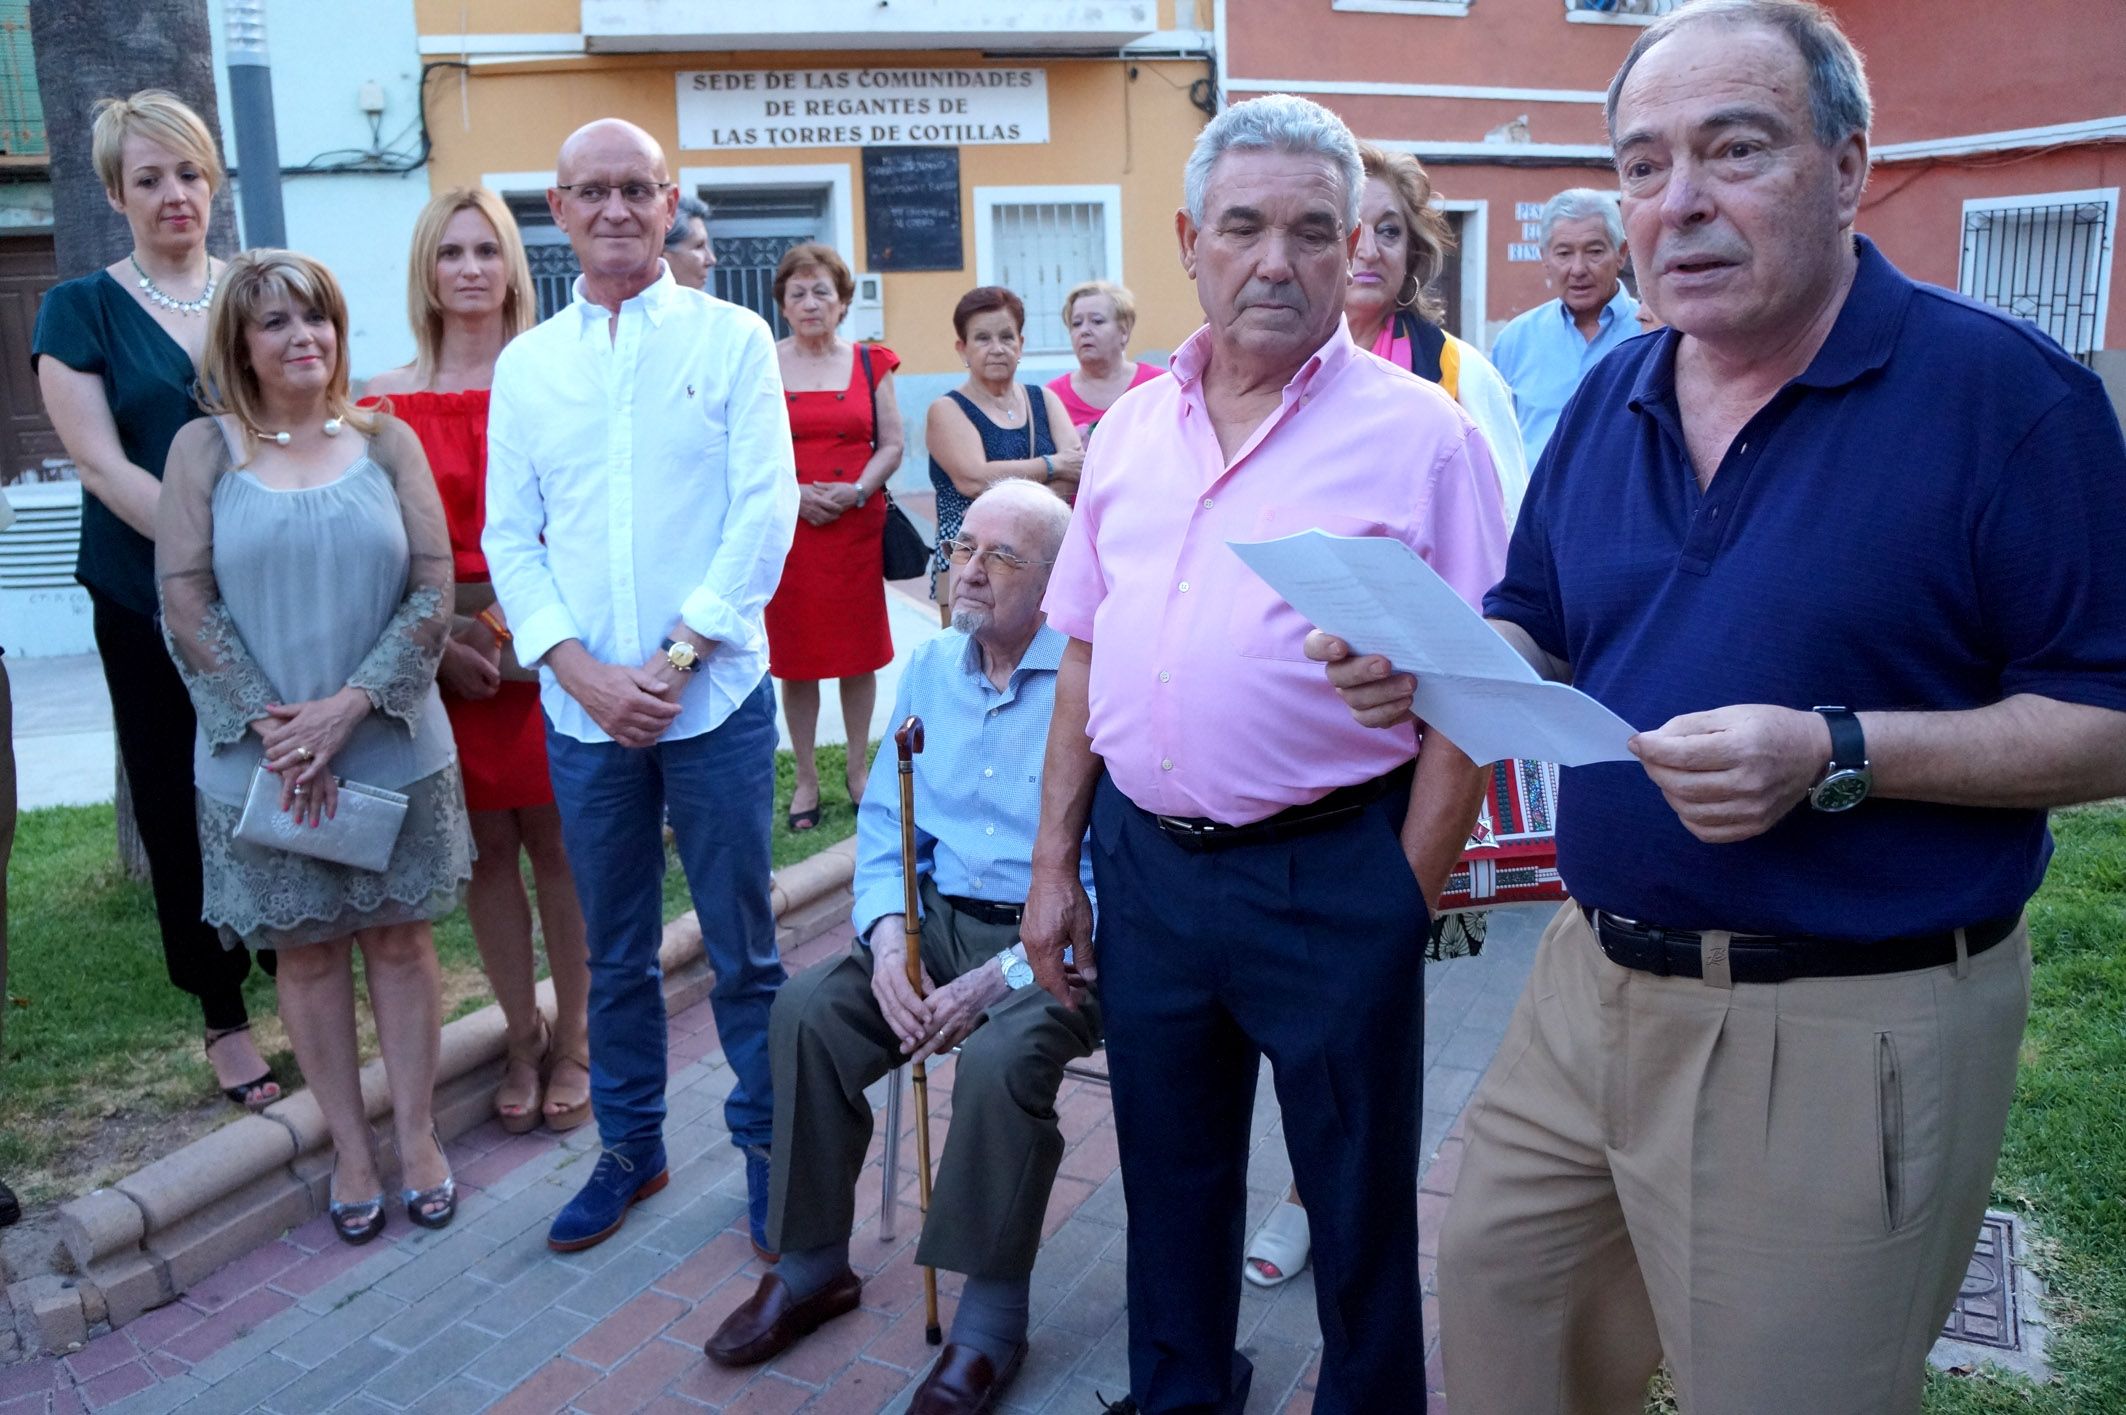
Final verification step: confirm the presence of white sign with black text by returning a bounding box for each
[676,68,1050,151]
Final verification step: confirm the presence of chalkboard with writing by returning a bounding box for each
[863,146,963,273]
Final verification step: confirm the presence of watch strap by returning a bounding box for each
[1813,706,1866,772]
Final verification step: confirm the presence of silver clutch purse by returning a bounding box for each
[232,764,409,874]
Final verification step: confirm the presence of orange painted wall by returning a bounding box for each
[1826,0,2126,145]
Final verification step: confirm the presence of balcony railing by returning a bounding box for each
[582,0,1160,54]
[0,1,45,161]
[1566,0,1685,18]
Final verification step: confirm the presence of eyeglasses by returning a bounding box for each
[555,181,675,209]
[941,538,1053,574]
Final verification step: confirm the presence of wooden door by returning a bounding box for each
[0,232,64,484]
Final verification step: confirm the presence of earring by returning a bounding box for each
[322,417,344,437]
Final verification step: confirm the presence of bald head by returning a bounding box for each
[557,118,668,185]
[549,117,681,302]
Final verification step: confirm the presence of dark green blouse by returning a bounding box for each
[31,270,204,616]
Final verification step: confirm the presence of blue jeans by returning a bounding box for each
[545,677,782,1155]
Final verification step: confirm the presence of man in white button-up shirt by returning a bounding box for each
[484,118,799,1258]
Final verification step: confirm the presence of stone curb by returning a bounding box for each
[22,836,859,1358]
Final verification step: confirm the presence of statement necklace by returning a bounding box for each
[129,254,215,316]
[250,417,344,447]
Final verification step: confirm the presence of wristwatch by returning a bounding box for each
[995,946,1035,990]
[1807,706,1871,812]
[853,484,871,509]
[660,637,700,674]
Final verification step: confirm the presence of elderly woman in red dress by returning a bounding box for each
[764,243,905,830]
[363,187,592,1135]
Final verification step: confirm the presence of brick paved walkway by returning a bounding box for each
[0,911,1546,1415]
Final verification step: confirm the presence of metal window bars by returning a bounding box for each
[992,200,1109,354]
[0,1,45,160]
[1959,198,2113,364]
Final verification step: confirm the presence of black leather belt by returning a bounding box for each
[1142,762,1413,853]
[941,894,1024,928]
[1584,906,2020,984]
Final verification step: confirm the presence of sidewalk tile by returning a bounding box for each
[160,1286,294,1365]
[174,1353,303,1415]
[259,1337,401,1414]
[464,1262,587,1338]
[97,1372,202,1415]
[184,1240,303,1312]
[366,1273,483,1352]
[279,1237,408,1306]
[119,1304,205,1356]
[556,1247,680,1323]
[360,1321,497,1407]
[1418,1191,1452,1257]
[179,1304,316,1386]
[569,1335,696,1415]
[720,1372,811,1413]
[280,1288,405,1367]
[798,1358,911,1415]
[62,1331,140,1382]
[650,1230,753,1303]
[994,1326,1095,1412]
[484,1355,599,1415]
[76,1360,152,1410]
[462,1305,593,1387]
[568,1291,687,1369]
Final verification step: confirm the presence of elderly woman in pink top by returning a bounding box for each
[1045,280,1164,443]
[1021,96,1505,1415]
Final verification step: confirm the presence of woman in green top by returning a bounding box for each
[32,90,279,1111]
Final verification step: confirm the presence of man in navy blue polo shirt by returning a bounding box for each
[1311,2,2126,1411]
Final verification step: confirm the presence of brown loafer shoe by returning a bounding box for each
[910,1341,1028,1414]
[703,1268,863,1367]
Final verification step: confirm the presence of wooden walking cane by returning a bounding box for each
[894,716,944,1347]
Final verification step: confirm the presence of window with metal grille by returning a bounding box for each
[506,196,582,321]
[1959,192,2116,363]
[1565,0,1683,17]
[980,194,1116,354]
[0,0,44,159]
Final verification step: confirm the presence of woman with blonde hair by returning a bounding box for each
[32,89,282,1111]
[1045,279,1163,441]
[157,249,471,1244]
[363,188,592,1134]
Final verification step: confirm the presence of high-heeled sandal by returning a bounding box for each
[328,1156,387,1246]
[496,1013,550,1135]
[402,1126,457,1231]
[543,1042,592,1133]
[204,1023,282,1112]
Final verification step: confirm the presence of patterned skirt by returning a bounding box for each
[196,760,474,950]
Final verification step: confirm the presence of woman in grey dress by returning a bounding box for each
[157,250,473,1245]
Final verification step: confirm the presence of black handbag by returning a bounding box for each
[860,343,932,580]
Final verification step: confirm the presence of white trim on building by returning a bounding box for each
[1226,76,1609,106]
[1437,197,1489,351]
[1873,115,2126,164]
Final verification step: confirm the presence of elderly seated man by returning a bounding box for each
[704,479,1096,1413]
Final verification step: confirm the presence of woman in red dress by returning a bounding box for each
[363,187,591,1133]
[764,243,905,830]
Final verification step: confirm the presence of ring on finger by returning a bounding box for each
[292,784,307,796]
[295,745,315,762]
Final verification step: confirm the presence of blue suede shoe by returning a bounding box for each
[548,1145,669,1252]
[744,1145,777,1262]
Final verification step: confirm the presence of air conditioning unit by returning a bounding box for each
[1,478,95,658]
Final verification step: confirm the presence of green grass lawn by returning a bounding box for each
[0,742,865,1209]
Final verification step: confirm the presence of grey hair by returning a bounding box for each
[1539,188,1624,249]
[1183,94,1363,228]
[1605,0,1872,148]
[967,478,1073,564]
[664,193,711,247]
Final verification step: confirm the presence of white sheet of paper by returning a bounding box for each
[1228,530,1640,767]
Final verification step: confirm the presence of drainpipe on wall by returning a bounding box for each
[225,0,286,250]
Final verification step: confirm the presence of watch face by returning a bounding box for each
[1811,769,1870,813]
[667,641,698,671]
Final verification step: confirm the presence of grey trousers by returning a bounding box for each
[764,879,1101,1279]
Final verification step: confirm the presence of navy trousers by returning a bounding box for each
[1090,773,1429,1415]
[544,677,783,1157]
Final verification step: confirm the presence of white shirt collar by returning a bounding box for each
[569,260,681,335]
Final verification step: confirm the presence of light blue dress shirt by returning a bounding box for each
[1488,285,1641,467]
[850,622,1095,941]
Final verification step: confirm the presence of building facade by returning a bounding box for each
[1221,0,2123,384]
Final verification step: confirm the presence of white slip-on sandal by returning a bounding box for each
[1243,1200,1312,1288]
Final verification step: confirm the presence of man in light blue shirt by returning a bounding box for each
[1489,187,1640,467]
[705,482,1096,1413]
[485,118,799,1258]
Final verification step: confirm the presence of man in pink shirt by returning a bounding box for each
[1023,95,1507,1414]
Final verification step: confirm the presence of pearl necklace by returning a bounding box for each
[250,417,344,446]
[129,254,215,316]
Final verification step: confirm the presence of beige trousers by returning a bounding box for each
[1440,903,2030,1415]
